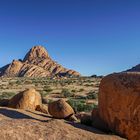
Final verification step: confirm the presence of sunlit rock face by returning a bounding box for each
[0,46,80,78]
[99,72,140,140]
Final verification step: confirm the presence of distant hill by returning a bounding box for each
[0,46,80,78]
[127,64,140,72]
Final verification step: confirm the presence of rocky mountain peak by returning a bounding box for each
[0,45,80,78]
[23,46,50,62]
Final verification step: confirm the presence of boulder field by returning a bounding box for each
[0,87,126,140]
[1,72,139,140]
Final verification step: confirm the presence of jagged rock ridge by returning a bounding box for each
[0,46,80,77]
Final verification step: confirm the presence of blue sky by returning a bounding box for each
[0,0,140,76]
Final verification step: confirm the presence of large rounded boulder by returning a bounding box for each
[8,88,42,110]
[99,72,140,140]
[48,99,74,119]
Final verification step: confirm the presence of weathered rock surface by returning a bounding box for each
[8,88,42,110]
[48,99,75,119]
[0,107,125,140]
[23,46,50,62]
[99,72,140,140]
[0,46,80,77]
[36,104,49,114]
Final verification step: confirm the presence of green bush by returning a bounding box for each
[48,99,53,103]
[40,91,50,98]
[76,95,87,100]
[87,92,98,99]
[43,86,53,93]
[15,80,22,85]
[71,89,76,93]
[61,89,74,98]
[24,80,32,84]
[67,99,96,112]
[79,88,84,92]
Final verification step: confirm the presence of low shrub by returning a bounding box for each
[40,91,50,98]
[67,99,96,112]
[87,92,98,99]
[43,86,53,93]
[71,89,76,93]
[61,89,74,98]
[79,88,84,92]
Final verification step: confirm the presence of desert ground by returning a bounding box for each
[0,77,127,140]
[0,76,101,113]
[0,107,124,140]
[0,76,126,140]
[0,74,139,140]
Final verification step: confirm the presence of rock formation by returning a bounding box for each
[36,104,49,114]
[48,99,75,119]
[0,46,80,78]
[98,72,140,140]
[0,107,124,140]
[8,88,42,110]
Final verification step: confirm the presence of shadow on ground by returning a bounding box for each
[67,121,108,135]
[26,110,53,119]
[0,108,37,119]
[0,108,52,123]
[0,108,121,138]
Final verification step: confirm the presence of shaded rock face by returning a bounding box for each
[99,73,140,140]
[0,46,80,77]
[48,99,74,119]
[91,108,109,132]
[8,88,42,110]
